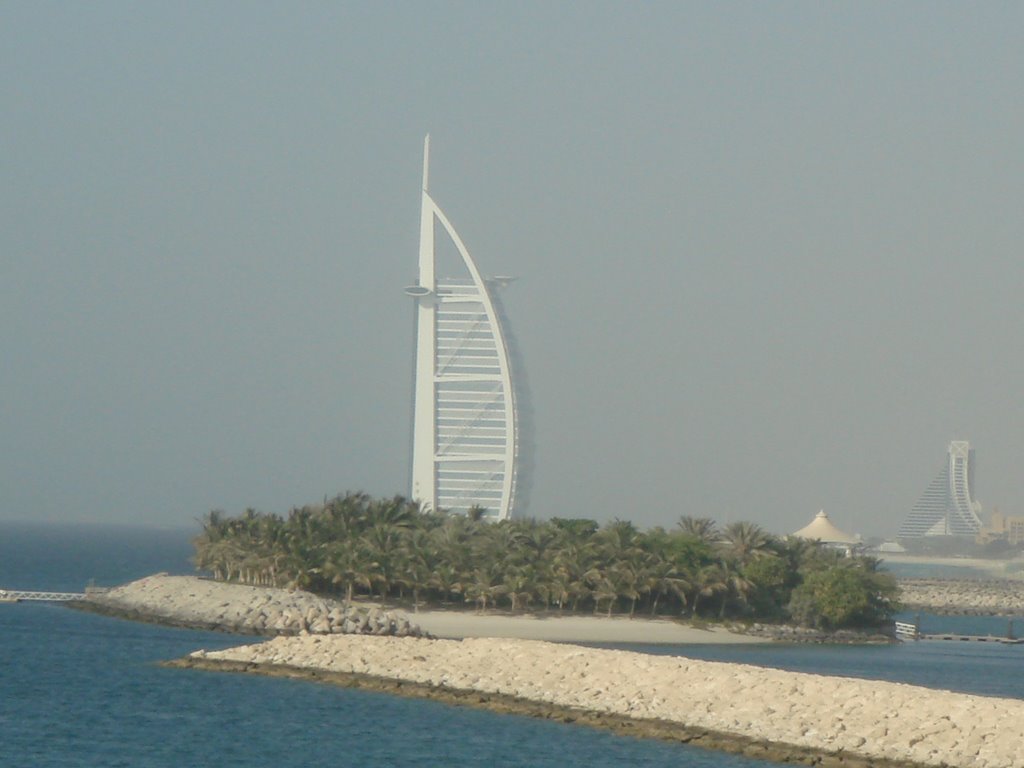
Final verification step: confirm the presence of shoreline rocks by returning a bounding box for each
[75,574,425,637]
[898,578,1024,616]
[166,657,912,768]
[739,623,895,644]
[178,634,1024,768]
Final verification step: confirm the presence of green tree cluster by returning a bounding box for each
[788,556,898,629]
[191,494,898,628]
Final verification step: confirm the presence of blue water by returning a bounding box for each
[0,523,777,768]
[614,621,1024,700]
[2,523,1023,767]
[0,522,195,592]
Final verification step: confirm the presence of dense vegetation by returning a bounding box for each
[192,492,899,629]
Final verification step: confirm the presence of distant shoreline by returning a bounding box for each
[896,577,1024,617]
[66,570,1024,637]
[68,573,768,644]
[882,553,1024,576]
[68,573,774,647]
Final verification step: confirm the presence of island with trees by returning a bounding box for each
[191,492,898,632]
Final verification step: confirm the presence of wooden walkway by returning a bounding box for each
[895,620,1022,644]
[917,632,1024,644]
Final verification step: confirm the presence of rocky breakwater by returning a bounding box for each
[80,574,424,637]
[741,623,894,644]
[899,578,1024,616]
[177,634,1024,768]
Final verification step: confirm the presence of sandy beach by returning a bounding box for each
[79,575,764,644]
[410,609,765,643]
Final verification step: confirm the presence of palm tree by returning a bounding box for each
[399,528,437,611]
[778,535,817,571]
[550,541,594,611]
[323,536,371,605]
[644,556,691,616]
[430,516,474,575]
[428,562,463,605]
[585,569,620,617]
[690,563,728,615]
[365,495,418,530]
[718,558,755,618]
[596,519,640,559]
[362,522,403,603]
[612,559,646,618]
[503,564,538,611]
[463,565,505,612]
[253,513,287,586]
[466,504,488,522]
[677,516,720,546]
[193,510,229,578]
[720,521,774,568]
[322,491,372,540]
[483,520,530,568]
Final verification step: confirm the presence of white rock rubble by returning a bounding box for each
[198,634,1024,768]
[88,574,423,637]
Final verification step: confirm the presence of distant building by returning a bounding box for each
[876,541,907,554]
[792,510,861,554]
[898,440,983,539]
[406,137,529,521]
[976,508,1024,547]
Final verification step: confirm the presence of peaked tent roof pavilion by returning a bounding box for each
[792,510,859,544]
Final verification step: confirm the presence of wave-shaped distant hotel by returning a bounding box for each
[405,138,528,521]
[899,440,983,539]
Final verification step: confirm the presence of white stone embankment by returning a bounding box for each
[193,634,1024,768]
[899,579,1024,616]
[84,574,423,637]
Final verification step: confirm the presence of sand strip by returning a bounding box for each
[410,610,765,643]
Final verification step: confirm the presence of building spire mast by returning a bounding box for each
[422,134,430,192]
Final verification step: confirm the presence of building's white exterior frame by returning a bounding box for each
[406,137,519,520]
[899,440,983,538]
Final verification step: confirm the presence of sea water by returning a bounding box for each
[2,523,1022,768]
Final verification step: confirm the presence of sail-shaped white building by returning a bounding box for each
[405,137,526,521]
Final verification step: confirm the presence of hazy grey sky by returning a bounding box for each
[3,2,1022,536]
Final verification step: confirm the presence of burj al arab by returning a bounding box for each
[405,137,529,521]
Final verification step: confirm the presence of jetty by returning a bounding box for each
[918,632,1024,644]
[894,619,1023,644]
[0,588,87,603]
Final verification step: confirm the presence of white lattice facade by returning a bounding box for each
[406,138,522,521]
[899,440,983,538]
